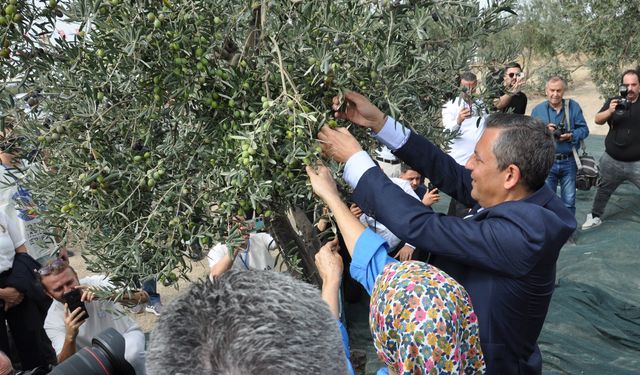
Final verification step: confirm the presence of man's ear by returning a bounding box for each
[503,164,522,190]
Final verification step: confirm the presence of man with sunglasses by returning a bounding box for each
[493,62,528,115]
[37,259,148,374]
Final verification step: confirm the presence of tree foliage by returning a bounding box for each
[483,0,640,97]
[1,0,515,287]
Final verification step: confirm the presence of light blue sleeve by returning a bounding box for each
[377,368,390,375]
[349,228,397,295]
[337,320,355,375]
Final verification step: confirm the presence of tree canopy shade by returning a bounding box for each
[0,0,516,286]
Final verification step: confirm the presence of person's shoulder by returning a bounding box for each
[530,100,547,113]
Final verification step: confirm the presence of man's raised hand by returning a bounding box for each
[317,126,363,163]
[332,91,386,133]
[305,164,340,203]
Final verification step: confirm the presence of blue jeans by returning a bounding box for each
[546,158,577,215]
[143,278,161,306]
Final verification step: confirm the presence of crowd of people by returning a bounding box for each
[1,63,638,375]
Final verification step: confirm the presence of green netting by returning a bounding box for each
[351,134,640,375]
[539,134,640,375]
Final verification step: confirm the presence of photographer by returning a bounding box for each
[531,76,589,216]
[583,69,640,229]
[442,72,487,217]
[37,259,147,374]
[493,62,528,114]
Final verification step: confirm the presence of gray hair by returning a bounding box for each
[546,75,567,89]
[459,71,477,82]
[486,113,554,191]
[147,270,348,375]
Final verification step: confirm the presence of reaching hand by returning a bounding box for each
[393,245,414,262]
[317,126,364,164]
[331,91,387,132]
[306,164,341,203]
[315,238,343,286]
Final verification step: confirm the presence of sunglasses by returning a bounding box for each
[37,258,68,277]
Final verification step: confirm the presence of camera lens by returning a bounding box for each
[48,328,135,375]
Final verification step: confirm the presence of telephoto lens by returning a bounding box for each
[48,328,135,375]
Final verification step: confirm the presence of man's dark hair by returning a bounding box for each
[459,71,477,82]
[485,113,553,192]
[505,62,522,71]
[620,69,640,83]
[400,163,416,174]
[147,270,348,375]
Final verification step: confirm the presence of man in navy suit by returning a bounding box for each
[317,92,576,375]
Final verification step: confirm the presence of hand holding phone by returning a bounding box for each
[63,288,89,321]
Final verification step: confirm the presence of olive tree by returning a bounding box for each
[1,0,515,287]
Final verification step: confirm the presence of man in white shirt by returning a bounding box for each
[442,72,487,216]
[38,259,148,374]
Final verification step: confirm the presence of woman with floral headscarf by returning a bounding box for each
[309,165,485,374]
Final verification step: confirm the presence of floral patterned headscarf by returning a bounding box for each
[369,261,485,374]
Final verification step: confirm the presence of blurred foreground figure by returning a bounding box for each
[147,271,349,375]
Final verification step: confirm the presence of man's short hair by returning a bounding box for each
[400,163,416,174]
[485,113,554,192]
[147,270,348,375]
[546,75,567,89]
[459,71,477,82]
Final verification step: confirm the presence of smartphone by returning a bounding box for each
[243,217,265,233]
[63,289,89,321]
[427,182,438,193]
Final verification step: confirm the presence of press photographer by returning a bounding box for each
[492,62,528,114]
[37,259,148,374]
[441,71,488,217]
[583,68,640,230]
[531,76,589,216]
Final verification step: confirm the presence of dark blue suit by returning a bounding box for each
[352,131,576,374]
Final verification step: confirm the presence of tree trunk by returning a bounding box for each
[270,207,321,286]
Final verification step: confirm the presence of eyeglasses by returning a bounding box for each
[37,258,68,277]
[508,72,517,78]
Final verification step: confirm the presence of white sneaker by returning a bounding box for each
[581,214,602,230]
[145,303,163,316]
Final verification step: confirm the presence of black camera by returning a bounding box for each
[47,328,135,375]
[552,124,569,140]
[615,84,630,115]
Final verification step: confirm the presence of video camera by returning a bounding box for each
[615,84,630,115]
[16,328,135,375]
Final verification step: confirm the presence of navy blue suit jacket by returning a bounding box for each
[352,131,576,374]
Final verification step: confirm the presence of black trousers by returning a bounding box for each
[0,254,55,370]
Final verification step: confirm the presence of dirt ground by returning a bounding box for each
[68,66,611,334]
